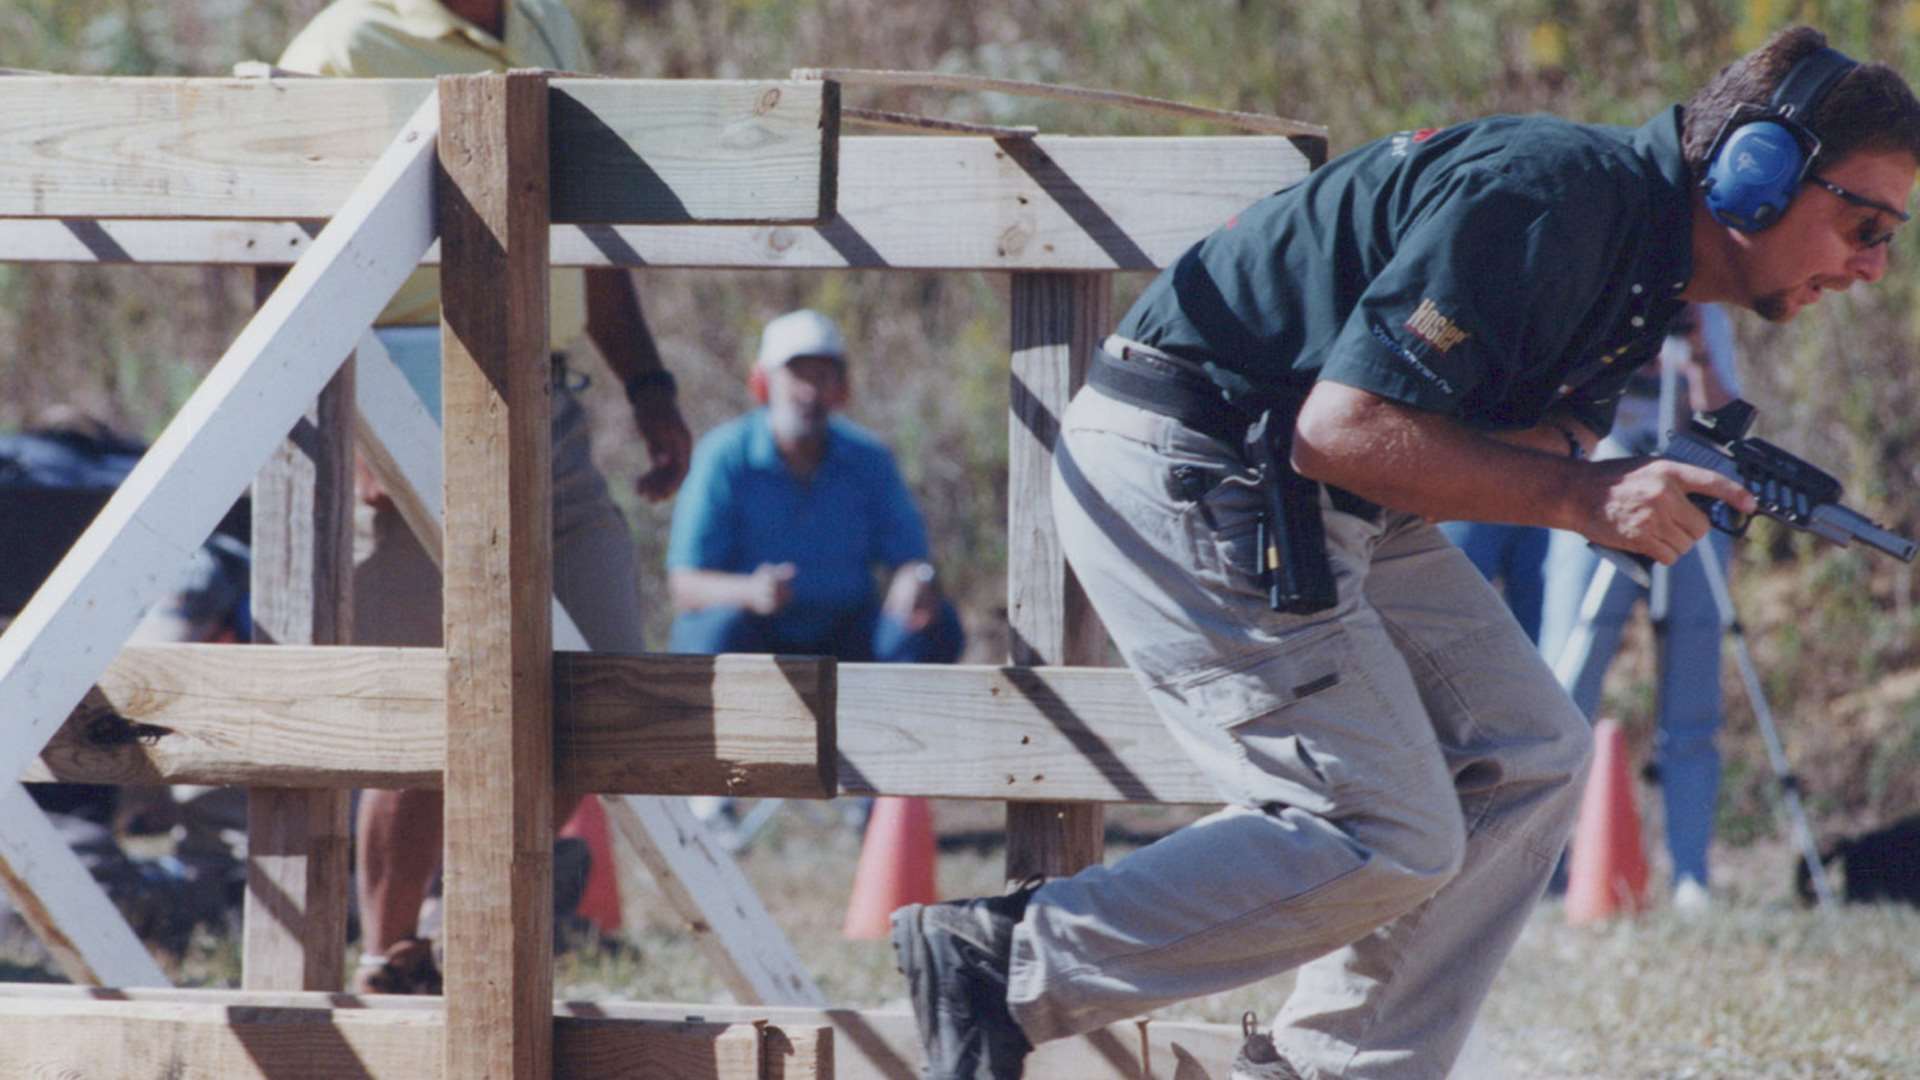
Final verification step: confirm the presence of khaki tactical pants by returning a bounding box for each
[1009,385,1591,1079]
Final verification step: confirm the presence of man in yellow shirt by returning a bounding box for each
[279,0,693,993]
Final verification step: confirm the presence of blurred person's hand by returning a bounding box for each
[746,562,796,615]
[883,561,940,631]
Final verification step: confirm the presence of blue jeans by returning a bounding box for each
[1538,527,1730,887]
[1436,521,1549,643]
[668,596,964,664]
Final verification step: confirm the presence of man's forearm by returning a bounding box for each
[1292,381,1593,529]
[667,569,758,613]
[583,267,664,381]
[1485,407,1602,460]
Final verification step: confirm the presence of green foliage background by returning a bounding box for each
[6,0,1920,838]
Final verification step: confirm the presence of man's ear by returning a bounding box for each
[827,361,852,407]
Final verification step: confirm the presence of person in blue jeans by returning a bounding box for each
[667,309,963,665]
[1435,521,1550,641]
[1538,302,1741,911]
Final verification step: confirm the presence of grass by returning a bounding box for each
[556,798,1920,1078]
[2,797,1916,1077]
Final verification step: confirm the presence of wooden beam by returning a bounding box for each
[0,90,437,788]
[559,651,834,799]
[0,987,1236,1080]
[32,649,1214,803]
[437,69,555,1080]
[0,995,785,1079]
[792,66,1326,138]
[1004,272,1112,882]
[243,267,355,992]
[0,136,1311,270]
[549,78,837,224]
[835,663,1207,803]
[0,76,832,222]
[843,106,1038,137]
[33,645,832,795]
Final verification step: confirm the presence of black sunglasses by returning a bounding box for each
[1808,175,1911,249]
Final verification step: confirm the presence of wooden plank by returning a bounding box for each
[0,784,169,987]
[0,91,437,787]
[603,795,828,1006]
[240,785,352,990]
[0,136,1311,270]
[36,645,449,789]
[793,66,1326,138]
[0,995,779,1080]
[0,219,323,263]
[36,645,835,796]
[0,76,831,222]
[0,987,1221,1080]
[550,78,835,224]
[31,650,1210,802]
[1005,272,1112,881]
[437,70,555,1080]
[561,650,834,799]
[430,60,565,1062]
[554,1016,763,1078]
[0,996,443,1079]
[244,267,355,992]
[835,663,1207,803]
[844,106,1038,137]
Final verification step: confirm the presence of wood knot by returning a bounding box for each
[87,711,173,747]
[997,222,1031,256]
[757,87,782,114]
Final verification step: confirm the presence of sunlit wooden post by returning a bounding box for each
[1006,271,1112,883]
[438,69,555,1080]
[242,266,355,992]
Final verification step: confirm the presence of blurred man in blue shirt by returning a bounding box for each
[667,309,962,664]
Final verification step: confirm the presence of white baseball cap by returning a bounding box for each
[757,309,847,370]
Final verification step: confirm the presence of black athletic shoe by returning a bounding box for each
[1230,1010,1304,1080]
[891,880,1040,1079]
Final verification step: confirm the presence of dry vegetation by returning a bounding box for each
[4,2,1920,1073]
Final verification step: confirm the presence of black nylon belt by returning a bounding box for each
[1087,339,1256,450]
[1088,337,1380,522]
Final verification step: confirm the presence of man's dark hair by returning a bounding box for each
[1682,26,1920,182]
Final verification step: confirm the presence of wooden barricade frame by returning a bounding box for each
[0,69,1323,1079]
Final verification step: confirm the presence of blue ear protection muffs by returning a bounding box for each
[1702,46,1858,232]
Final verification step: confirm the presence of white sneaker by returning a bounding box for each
[1672,876,1712,915]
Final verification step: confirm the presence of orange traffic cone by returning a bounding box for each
[843,797,938,939]
[560,795,623,935]
[1564,718,1650,926]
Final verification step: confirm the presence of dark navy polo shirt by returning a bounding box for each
[1117,107,1697,435]
[666,409,931,643]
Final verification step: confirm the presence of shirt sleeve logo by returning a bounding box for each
[1404,298,1471,354]
[1388,127,1445,158]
